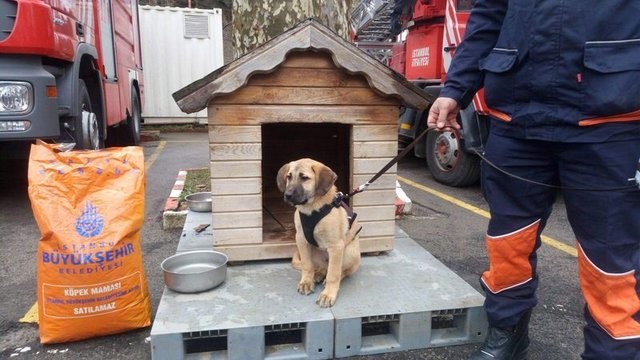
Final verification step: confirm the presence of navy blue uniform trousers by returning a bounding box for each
[480,131,640,359]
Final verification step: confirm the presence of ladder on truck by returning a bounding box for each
[350,0,397,64]
[350,0,395,42]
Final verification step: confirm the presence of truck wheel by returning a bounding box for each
[425,128,480,187]
[74,79,103,150]
[107,87,141,146]
[127,88,142,145]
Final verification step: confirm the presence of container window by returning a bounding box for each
[184,14,209,39]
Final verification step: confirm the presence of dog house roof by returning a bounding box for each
[173,18,433,114]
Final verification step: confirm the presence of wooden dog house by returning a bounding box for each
[173,19,431,261]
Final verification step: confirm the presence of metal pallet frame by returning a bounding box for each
[169,320,336,360]
[150,212,486,359]
[334,307,486,357]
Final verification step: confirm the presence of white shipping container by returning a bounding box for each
[139,6,224,124]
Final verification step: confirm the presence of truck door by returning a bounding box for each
[100,0,117,80]
[442,0,471,71]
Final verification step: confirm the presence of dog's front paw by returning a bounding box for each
[297,280,315,295]
[316,290,337,308]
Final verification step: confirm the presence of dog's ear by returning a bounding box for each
[315,164,337,196]
[276,163,290,192]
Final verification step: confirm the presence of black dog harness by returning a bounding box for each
[295,129,437,248]
[299,194,361,247]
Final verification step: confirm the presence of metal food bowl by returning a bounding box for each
[161,250,228,293]
[185,192,212,212]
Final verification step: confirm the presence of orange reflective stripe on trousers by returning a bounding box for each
[481,220,540,294]
[578,243,640,340]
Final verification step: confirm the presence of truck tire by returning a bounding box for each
[127,87,141,145]
[425,128,480,187]
[74,79,103,150]
[107,87,141,146]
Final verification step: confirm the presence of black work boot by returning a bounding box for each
[469,310,531,360]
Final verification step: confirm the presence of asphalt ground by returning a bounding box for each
[0,131,584,359]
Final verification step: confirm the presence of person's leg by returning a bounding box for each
[471,132,558,359]
[558,139,640,360]
[480,132,558,326]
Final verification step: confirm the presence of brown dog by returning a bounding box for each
[277,158,361,307]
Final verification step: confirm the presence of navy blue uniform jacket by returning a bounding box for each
[439,0,640,142]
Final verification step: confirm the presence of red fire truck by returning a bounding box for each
[351,0,487,187]
[0,0,143,151]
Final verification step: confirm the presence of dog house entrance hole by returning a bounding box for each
[262,123,351,243]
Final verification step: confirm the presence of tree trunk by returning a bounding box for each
[231,0,352,58]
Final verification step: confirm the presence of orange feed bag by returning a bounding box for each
[28,141,151,344]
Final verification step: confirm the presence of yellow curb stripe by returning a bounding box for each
[397,176,577,257]
[398,176,491,218]
[145,140,166,172]
[21,141,169,324]
[19,303,38,323]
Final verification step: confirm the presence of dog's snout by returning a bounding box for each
[284,187,307,205]
[284,192,295,202]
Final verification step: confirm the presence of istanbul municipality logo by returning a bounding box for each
[75,202,104,238]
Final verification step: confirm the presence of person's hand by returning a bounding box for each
[427,97,461,130]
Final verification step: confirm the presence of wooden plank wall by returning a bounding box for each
[208,51,400,261]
